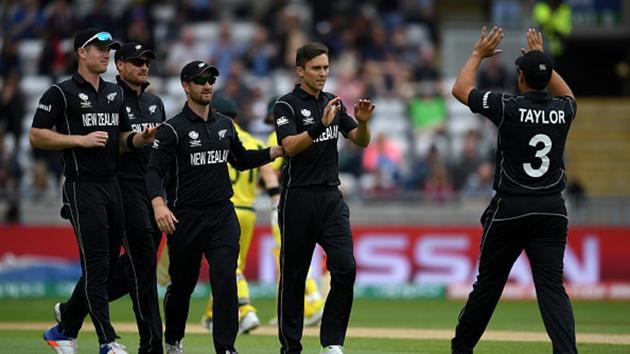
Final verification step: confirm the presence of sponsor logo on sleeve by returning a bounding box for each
[38,103,51,112]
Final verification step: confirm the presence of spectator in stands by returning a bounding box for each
[244,25,277,77]
[0,35,21,77]
[478,55,511,92]
[491,0,522,28]
[43,0,75,38]
[422,145,454,202]
[0,71,25,223]
[531,0,572,58]
[209,22,244,76]
[3,0,45,39]
[460,161,495,200]
[120,0,156,51]
[362,132,402,192]
[450,129,485,191]
[38,30,72,80]
[78,0,115,32]
[165,26,210,76]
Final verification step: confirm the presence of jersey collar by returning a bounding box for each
[116,75,150,96]
[72,72,105,91]
[524,90,552,101]
[183,103,215,122]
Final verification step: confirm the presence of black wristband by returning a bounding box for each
[127,132,140,150]
[307,121,327,140]
[266,186,280,197]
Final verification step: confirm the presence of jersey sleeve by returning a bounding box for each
[229,123,271,170]
[338,100,359,137]
[560,95,577,122]
[467,88,505,126]
[118,87,132,133]
[31,86,65,129]
[145,123,178,200]
[266,132,283,171]
[273,99,297,145]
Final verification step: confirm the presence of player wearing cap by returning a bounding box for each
[450,27,577,354]
[145,61,283,354]
[31,29,158,354]
[274,43,374,354]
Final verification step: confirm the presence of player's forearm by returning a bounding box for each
[230,147,272,171]
[547,70,574,99]
[350,122,370,147]
[260,164,280,189]
[29,127,82,150]
[281,132,314,157]
[452,52,483,105]
[119,131,151,152]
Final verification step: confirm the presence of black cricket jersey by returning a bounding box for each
[274,85,358,189]
[145,104,272,209]
[116,76,166,181]
[32,72,132,179]
[468,88,577,196]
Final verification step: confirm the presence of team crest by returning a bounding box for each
[148,105,157,114]
[300,109,311,117]
[79,92,91,108]
[218,129,227,140]
[135,44,142,50]
[106,92,117,103]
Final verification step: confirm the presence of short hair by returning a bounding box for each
[295,42,329,68]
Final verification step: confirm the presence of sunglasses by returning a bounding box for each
[126,58,151,68]
[190,76,216,85]
[80,31,113,49]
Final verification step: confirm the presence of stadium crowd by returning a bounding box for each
[0,0,555,224]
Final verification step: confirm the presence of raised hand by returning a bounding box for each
[354,98,375,124]
[141,125,160,144]
[80,131,108,148]
[322,97,341,127]
[521,28,544,55]
[473,26,504,59]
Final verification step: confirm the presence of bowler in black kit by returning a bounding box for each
[31,29,157,354]
[145,61,283,354]
[450,28,578,354]
[274,43,374,354]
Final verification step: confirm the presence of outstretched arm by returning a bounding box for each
[521,28,574,99]
[452,26,504,105]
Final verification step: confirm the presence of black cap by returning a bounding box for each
[115,42,156,62]
[212,96,239,118]
[515,50,553,90]
[73,28,120,51]
[180,61,220,82]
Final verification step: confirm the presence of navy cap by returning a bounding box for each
[115,42,156,62]
[515,50,554,90]
[180,61,220,82]
[74,28,120,51]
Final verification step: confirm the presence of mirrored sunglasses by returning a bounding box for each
[126,58,151,68]
[80,31,113,49]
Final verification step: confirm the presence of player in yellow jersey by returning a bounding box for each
[265,97,326,327]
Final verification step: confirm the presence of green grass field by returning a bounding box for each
[0,297,628,353]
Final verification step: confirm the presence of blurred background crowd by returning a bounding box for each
[0,0,628,224]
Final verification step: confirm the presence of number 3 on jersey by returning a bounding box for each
[524,133,552,178]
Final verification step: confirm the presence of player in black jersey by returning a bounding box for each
[450,27,577,354]
[145,61,283,354]
[31,29,158,354]
[274,43,374,354]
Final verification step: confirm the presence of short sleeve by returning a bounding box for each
[118,87,132,132]
[273,99,297,144]
[31,86,65,129]
[338,101,358,137]
[561,95,577,122]
[468,88,505,126]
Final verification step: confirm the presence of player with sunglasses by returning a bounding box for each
[32,29,159,354]
[145,60,284,354]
